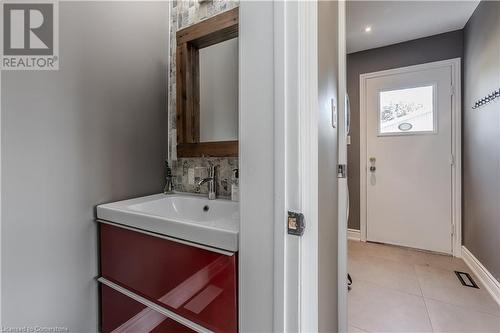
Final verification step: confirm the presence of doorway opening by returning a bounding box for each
[343,1,500,332]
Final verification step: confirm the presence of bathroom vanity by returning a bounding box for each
[96,7,242,332]
[96,194,239,333]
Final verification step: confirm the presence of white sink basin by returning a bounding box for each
[97,193,239,252]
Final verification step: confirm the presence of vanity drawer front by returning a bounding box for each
[100,223,238,333]
[101,284,196,333]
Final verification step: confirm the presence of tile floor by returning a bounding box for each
[348,240,500,333]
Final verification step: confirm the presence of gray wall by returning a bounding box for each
[318,1,339,331]
[463,1,500,282]
[1,2,168,331]
[346,30,464,229]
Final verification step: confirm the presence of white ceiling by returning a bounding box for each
[347,0,480,54]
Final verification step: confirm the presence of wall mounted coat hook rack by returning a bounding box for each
[472,88,500,109]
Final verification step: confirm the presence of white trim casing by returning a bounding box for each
[273,1,303,331]
[337,1,348,333]
[450,60,462,258]
[462,246,500,306]
[359,58,462,256]
[298,0,319,331]
[347,228,361,241]
[273,0,287,331]
[359,67,368,243]
[0,45,2,328]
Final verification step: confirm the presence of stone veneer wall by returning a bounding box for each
[168,0,239,198]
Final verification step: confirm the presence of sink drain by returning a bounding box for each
[203,205,209,212]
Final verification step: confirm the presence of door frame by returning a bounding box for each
[272,0,319,331]
[359,58,462,257]
[337,0,348,332]
[274,1,346,331]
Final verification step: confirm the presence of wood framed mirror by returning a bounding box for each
[176,8,239,157]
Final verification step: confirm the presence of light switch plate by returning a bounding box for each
[331,98,337,128]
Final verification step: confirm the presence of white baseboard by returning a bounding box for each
[347,228,361,241]
[462,246,500,306]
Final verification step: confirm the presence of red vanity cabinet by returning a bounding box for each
[99,222,238,333]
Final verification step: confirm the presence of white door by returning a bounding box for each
[363,62,454,254]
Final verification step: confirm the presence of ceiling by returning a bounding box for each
[347,0,480,54]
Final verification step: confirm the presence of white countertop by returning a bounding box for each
[97,193,239,252]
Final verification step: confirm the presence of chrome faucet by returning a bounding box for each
[197,165,217,200]
[164,161,174,194]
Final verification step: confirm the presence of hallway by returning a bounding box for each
[348,240,500,332]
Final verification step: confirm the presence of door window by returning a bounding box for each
[378,85,435,135]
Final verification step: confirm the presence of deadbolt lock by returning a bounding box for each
[369,157,376,172]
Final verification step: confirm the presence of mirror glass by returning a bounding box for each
[199,37,239,142]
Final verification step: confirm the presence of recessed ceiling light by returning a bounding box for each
[365,26,372,33]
